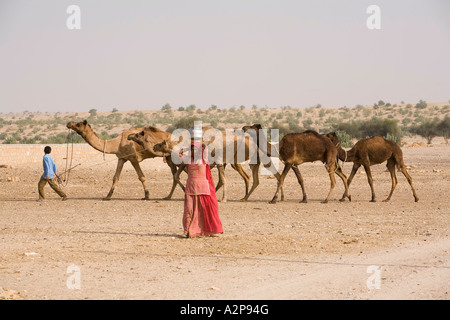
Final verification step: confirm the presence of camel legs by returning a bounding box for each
[240,161,284,202]
[399,165,419,202]
[323,164,338,204]
[129,159,149,200]
[270,163,291,204]
[385,161,419,202]
[335,166,351,202]
[270,163,284,201]
[104,158,127,200]
[341,163,360,201]
[240,164,259,202]
[230,163,250,201]
[277,172,284,201]
[291,166,307,203]
[264,160,284,201]
[362,164,377,202]
[383,159,398,202]
[214,163,250,202]
[213,164,222,192]
[215,164,227,202]
[163,159,186,200]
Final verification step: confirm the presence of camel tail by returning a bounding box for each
[393,144,406,169]
[278,138,284,152]
[276,138,284,160]
[335,155,341,168]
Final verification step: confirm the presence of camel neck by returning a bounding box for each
[256,130,276,157]
[338,146,355,162]
[83,130,120,154]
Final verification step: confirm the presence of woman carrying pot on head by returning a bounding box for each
[176,127,223,238]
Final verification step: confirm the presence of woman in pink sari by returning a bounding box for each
[182,141,223,238]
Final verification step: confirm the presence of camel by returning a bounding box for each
[240,124,283,201]
[324,133,419,202]
[132,127,255,202]
[270,130,350,204]
[66,120,183,200]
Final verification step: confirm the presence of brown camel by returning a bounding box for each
[270,130,350,204]
[133,127,254,202]
[240,124,283,201]
[66,120,183,200]
[324,133,419,202]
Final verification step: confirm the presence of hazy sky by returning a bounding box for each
[0,0,449,113]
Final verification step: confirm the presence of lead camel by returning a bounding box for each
[67,120,183,200]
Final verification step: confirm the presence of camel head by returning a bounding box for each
[153,139,173,155]
[67,120,91,137]
[127,128,173,156]
[127,130,146,147]
[242,123,262,132]
[323,132,340,147]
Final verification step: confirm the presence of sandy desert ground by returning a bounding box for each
[0,141,449,300]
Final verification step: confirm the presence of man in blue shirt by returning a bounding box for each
[38,146,67,201]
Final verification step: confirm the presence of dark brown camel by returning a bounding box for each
[270,130,350,204]
[324,133,419,202]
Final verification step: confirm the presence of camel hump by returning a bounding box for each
[284,130,323,139]
[282,130,325,142]
[302,129,321,136]
[369,135,385,141]
[304,130,332,144]
[368,135,398,147]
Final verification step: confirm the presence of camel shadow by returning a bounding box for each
[0,197,159,202]
[1,197,353,203]
[73,230,184,238]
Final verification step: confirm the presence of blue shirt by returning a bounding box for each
[42,154,57,179]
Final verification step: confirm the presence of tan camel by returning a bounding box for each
[270,130,350,204]
[132,127,254,202]
[202,127,251,202]
[240,124,283,202]
[324,133,419,202]
[66,120,183,200]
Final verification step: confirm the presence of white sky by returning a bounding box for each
[0,0,449,113]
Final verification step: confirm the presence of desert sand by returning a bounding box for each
[0,141,449,300]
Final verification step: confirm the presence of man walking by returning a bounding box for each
[38,146,67,201]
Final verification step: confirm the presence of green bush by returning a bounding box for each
[410,119,439,144]
[384,133,400,145]
[270,120,290,139]
[166,116,201,133]
[335,130,353,148]
[302,118,313,129]
[415,100,427,109]
[331,118,402,143]
[360,118,402,142]
[161,103,172,112]
[437,116,450,143]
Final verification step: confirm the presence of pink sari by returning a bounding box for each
[183,144,223,238]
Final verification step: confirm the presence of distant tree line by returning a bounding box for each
[409,116,450,144]
[1,100,449,145]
